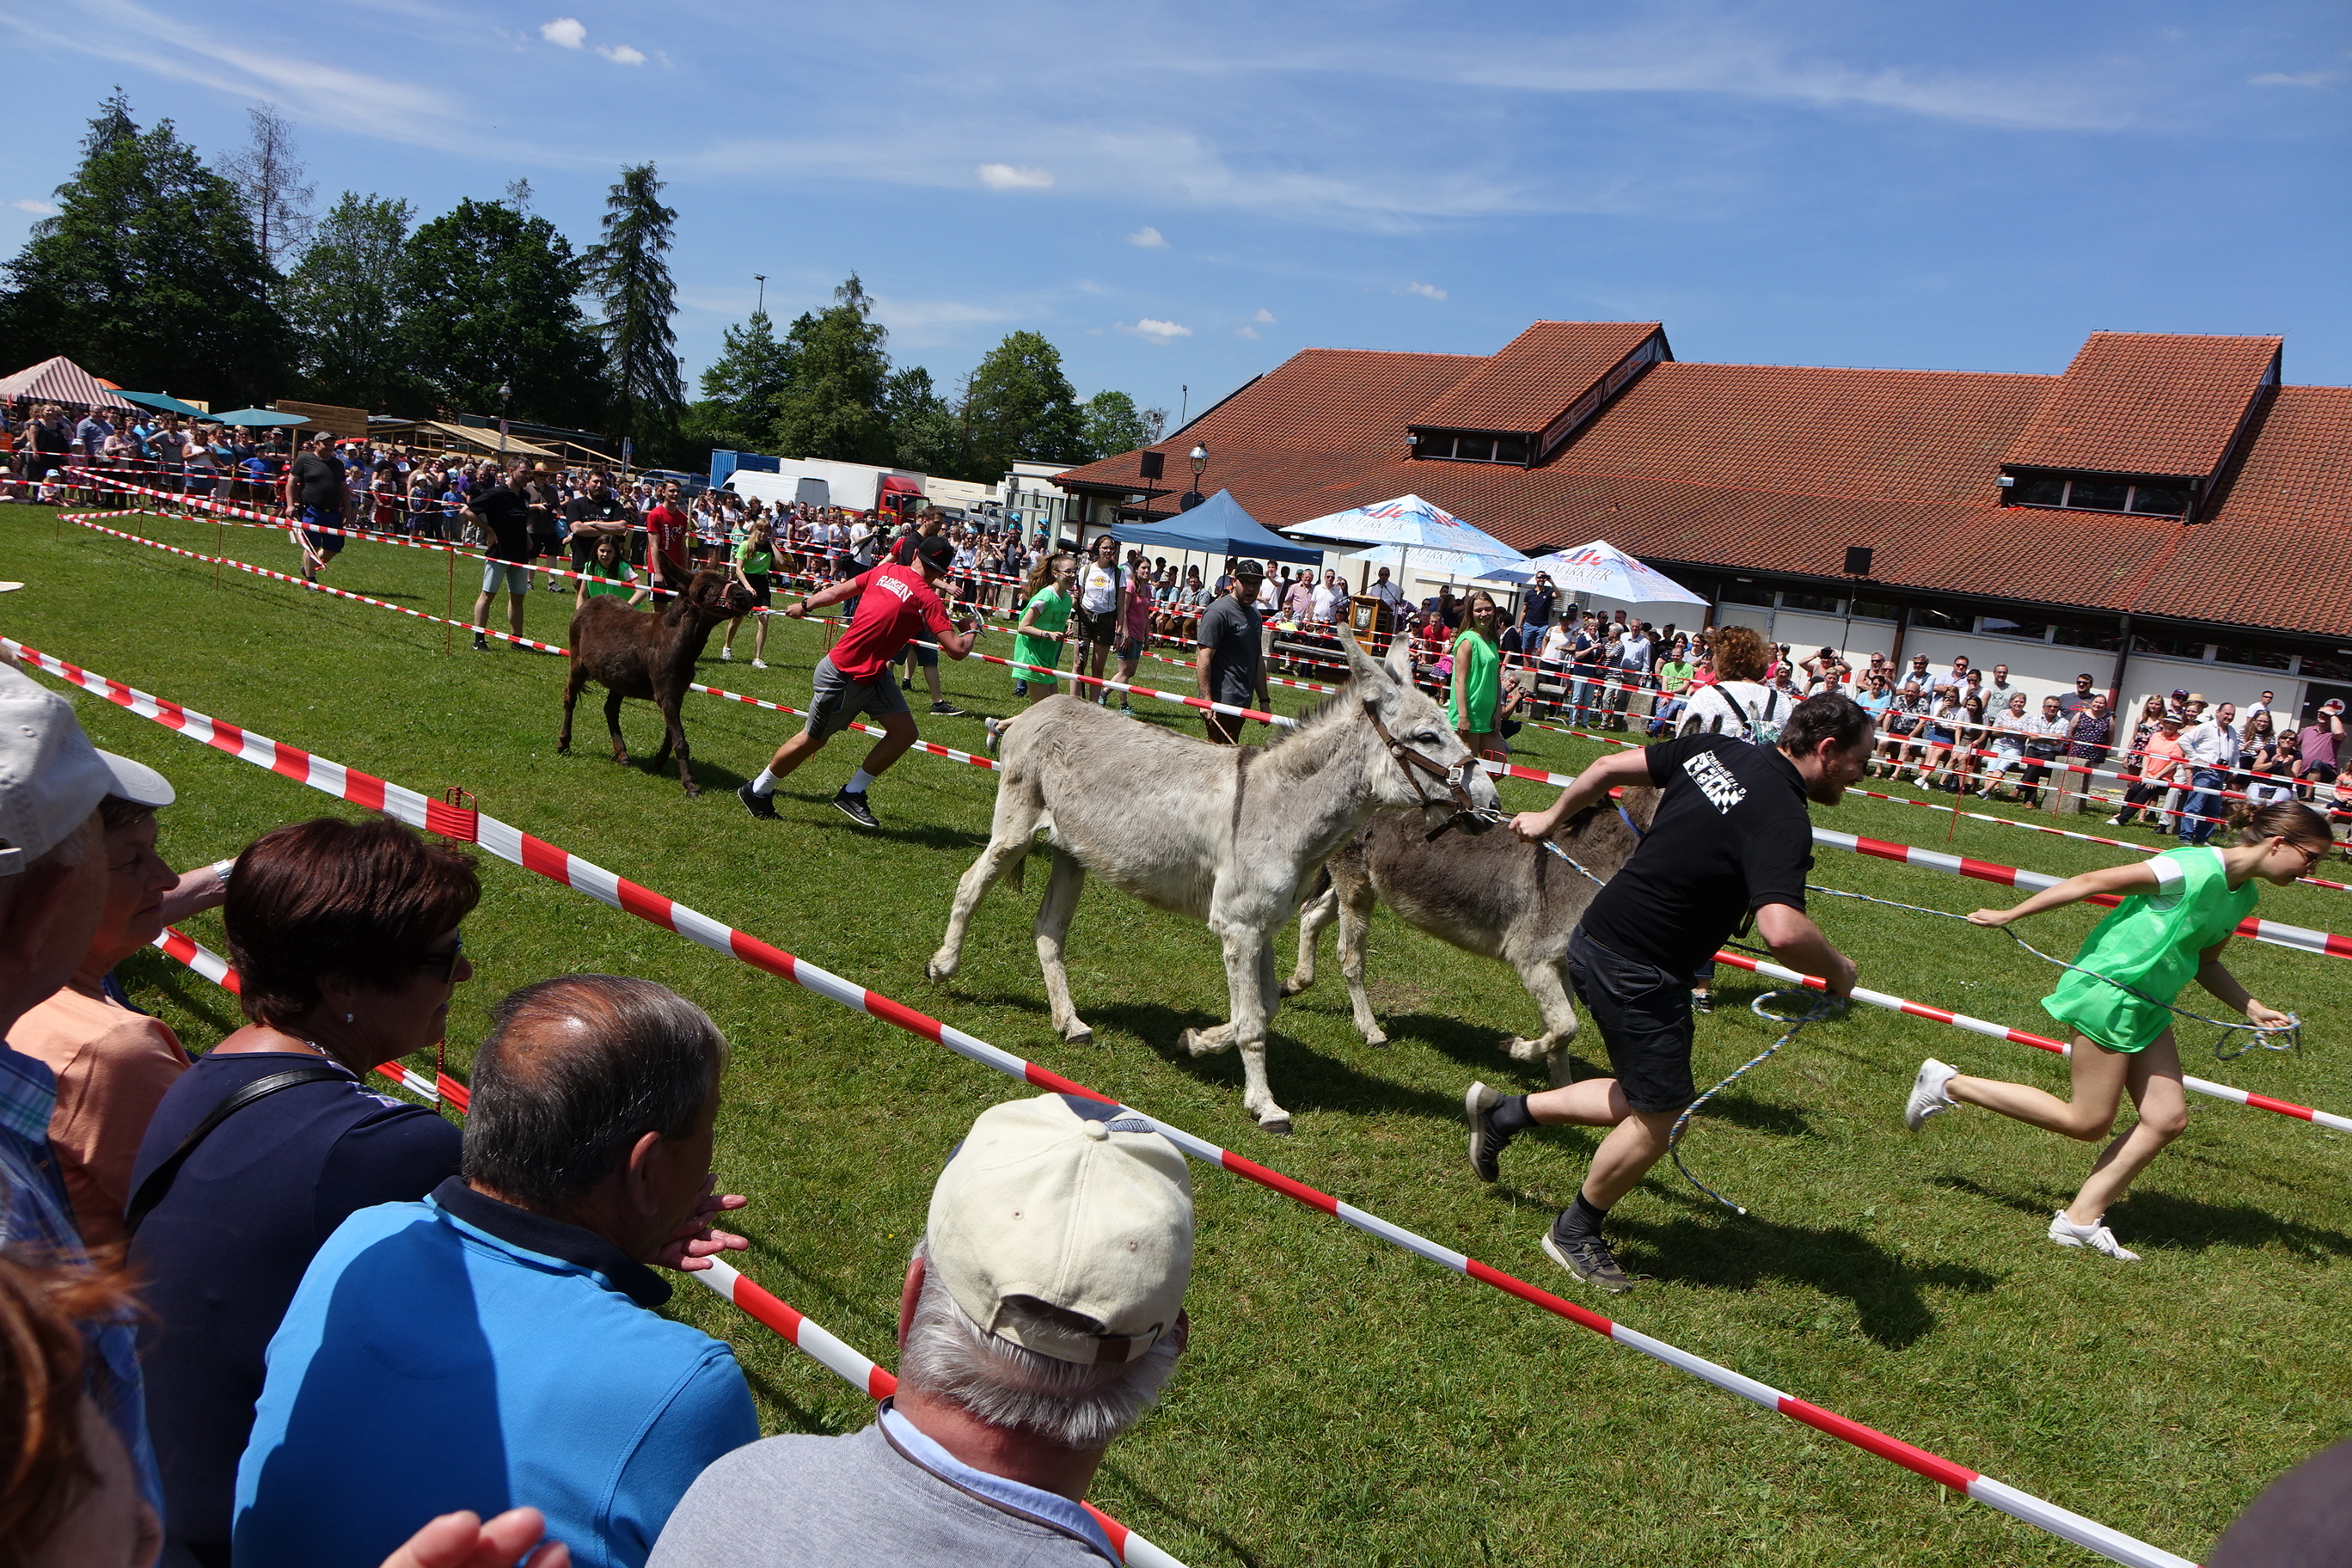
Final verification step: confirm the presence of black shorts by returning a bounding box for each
[1565,928,1696,1114]
[1075,608,1120,646]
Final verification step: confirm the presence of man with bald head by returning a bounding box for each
[233,976,759,1568]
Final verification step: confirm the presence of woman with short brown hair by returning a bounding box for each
[127,817,479,1568]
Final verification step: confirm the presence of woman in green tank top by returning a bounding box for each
[1009,553,1076,706]
[1448,590,1503,756]
[1902,801,2329,1261]
[722,518,778,667]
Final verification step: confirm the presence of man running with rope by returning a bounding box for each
[1462,693,1874,1293]
[1905,799,2330,1261]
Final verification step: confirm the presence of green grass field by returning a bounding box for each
[9,499,2350,1566]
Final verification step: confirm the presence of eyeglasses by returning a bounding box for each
[413,933,466,983]
[2284,841,2327,871]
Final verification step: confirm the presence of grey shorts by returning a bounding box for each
[804,656,908,743]
[481,560,530,595]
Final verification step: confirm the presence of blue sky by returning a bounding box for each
[5,0,2348,422]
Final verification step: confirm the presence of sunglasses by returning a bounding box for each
[413,933,466,983]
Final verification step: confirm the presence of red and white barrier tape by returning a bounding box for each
[1709,949,2351,1133]
[7,638,2196,1567]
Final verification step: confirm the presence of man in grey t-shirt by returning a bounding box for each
[650,1093,1195,1568]
[1194,558,1269,745]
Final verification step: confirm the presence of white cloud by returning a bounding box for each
[1236,326,1260,339]
[977,162,1054,190]
[597,43,645,65]
[1118,317,1192,343]
[1404,280,1447,301]
[539,16,585,48]
[1253,307,1276,323]
[2248,70,2332,88]
[9,199,58,216]
[1128,224,1167,248]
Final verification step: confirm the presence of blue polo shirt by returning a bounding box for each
[232,1178,758,1568]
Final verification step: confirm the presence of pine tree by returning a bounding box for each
[285,193,415,410]
[397,198,603,427]
[963,330,1087,475]
[769,273,891,464]
[217,103,315,273]
[585,162,683,459]
[0,91,290,403]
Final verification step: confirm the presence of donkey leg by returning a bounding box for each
[1282,885,1338,996]
[603,690,629,763]
[1508,957,1582,1087]
[1032,849,1094,1044]
[928,787,1045,981]
[559,665,588,754]
[1234,935,1293,1134]
[1333,876,1386,1047]
[656,694,697,795]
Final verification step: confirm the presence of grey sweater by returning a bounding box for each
[648,1423,1110,1567]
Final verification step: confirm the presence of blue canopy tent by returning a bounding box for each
[113,390,208,418]
[211,408,309,427]
[1106,489,1321,567]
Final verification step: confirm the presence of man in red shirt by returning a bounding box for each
[738,534,978,828]
[644,481,692,594]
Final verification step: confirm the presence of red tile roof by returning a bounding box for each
[1054,328,2352,640]
[2001,331,2281,478]
[1409,321,1661,434]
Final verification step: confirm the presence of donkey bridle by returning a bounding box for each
[1361,700,1485,839]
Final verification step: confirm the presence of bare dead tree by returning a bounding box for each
[217,103,315,271]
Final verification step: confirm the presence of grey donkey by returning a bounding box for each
[927,628,1500,1134]
[1286,786,1658,1086]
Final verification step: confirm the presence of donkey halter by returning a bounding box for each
[1361,700,1484,838]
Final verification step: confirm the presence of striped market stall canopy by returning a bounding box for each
[0,355,136,411]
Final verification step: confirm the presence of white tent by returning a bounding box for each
[1480,539,1707,606]
[0,355,134,411]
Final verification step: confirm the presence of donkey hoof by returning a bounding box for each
[683,783,701,798]
[1278,977,1309,997]
[1363,1030,1389,1048]
[924,955,956,983]
[1506,1036,1547,1063]
[1064,1025,1093,1046]
[1258,1116,1294,1137]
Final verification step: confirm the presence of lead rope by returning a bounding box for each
[1801,883,2303,1060]
[1669,991,1845,1215]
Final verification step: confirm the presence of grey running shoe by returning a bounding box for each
[737,782,778,821]
[1464,1081,1511,1183]
[1541,1231,1634,1294]
[832,788,879,829]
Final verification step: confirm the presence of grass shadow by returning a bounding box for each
[1609,1197,1999,1349]
[1080,999,1471,1127]
[1093,1455,1265,1568]
[1687,1093,1817,1139]
[1927,1173,2352,1261]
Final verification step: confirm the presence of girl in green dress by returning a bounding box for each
[722,517,776,666]
[1906,800,2330,1259]
[986,554,1079,755]
[1448,589,1503,756]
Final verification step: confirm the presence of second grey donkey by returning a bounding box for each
[1286,786,1658,1086]
[928,628,1500,1134]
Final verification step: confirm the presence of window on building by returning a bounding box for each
[2299,652,2352,681]
[1912,605,1970,632]
[1850,597,1902,621]
[2005,473,2193,517]
[2052,621,2124,652]
[1718,580,1774,607]
[2214,643,2294,671]
[1412,429,1532,464]
[1979,615,2050,641]
[2132,633,2208,659]
[1781,590,1843,613]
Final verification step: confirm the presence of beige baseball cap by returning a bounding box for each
[0,665,174,874]
[927,1094,1192,1365]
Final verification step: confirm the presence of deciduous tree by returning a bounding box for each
[682,308,791,457]
[963,329,1087,475]
[0,91,289,404]
[396,197,603,427]
[284,193,416,411]
[1079,389,1151,461]
[217,102,315,274]
[769,273,891,464]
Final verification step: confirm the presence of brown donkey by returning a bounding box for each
[559,569,755,795]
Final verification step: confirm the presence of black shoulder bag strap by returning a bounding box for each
[125,1065,352,1237]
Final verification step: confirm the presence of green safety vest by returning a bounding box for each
[2041,847,2257,1053]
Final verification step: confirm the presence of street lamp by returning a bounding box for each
[1182,441,1209,511]
[497,382,512,463]
[754,274,767,315]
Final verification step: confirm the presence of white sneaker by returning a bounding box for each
[1904,1058,1958,1130]
[720,646,733,661]
[2049,1211,2140,1261]
[750,658,768,669]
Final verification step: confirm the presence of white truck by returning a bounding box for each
[720,456,927,518]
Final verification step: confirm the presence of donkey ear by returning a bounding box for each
[1338,624,1391,692]
[1383,629,1413,688]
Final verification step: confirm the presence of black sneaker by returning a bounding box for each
[1541,1230,1634,1295]
[737,782,778,820]
[1463,1081,1513,1183]
[901,677,915,691]
[831,788,879,829]
[1013,680,1028,697]
[472,637,490,652]
[929,700,965,716]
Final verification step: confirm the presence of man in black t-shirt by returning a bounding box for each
[562,472,637,574]
[288,435,348,584]
[1463,693,1873,1294]
[467,468,537,651]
